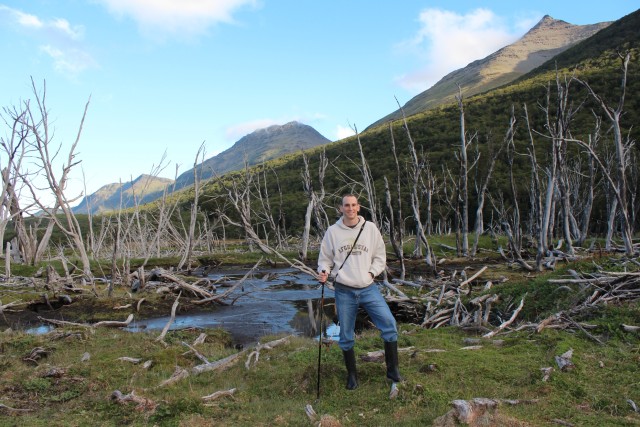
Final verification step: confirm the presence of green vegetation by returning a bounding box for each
[1,311,637,426]
[0,248,638,426]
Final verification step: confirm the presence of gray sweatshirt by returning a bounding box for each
[317,215,386,288]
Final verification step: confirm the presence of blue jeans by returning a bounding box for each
[334,283,398,351]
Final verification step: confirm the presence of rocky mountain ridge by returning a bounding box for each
[73,121,329,213]
[368,15,611,128]
[172,120,330,189]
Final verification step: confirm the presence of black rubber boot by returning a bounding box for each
[342,348,359,390]
[384,341,403,383]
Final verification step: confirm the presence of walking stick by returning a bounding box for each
[316,270,326,400]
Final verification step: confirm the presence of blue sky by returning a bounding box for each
[0,1,637,205]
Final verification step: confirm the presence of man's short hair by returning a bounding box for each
[341,193,359,205]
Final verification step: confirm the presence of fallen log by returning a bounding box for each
[93,314,134,328]
[111,390,158,412]
[202,388,236,402]
[0,402,32,413]
[117,357,142,364]
[158,366,190,388]
[245,335,292,369]
[148,269,213,299]
[156,292,181,343]
[459,266,488,288]
[192,351,245,375]
[482,296,525,339]
[622,324,640,333]
[38,315,133,329]
[193,260,260,305]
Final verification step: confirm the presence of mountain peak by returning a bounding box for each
[172,121,330,188]
[367,14,611,128]
[256,121,303,135]
[533,15,565,28]
[72,174,174,214]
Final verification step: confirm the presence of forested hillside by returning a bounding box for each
[188,8,639,252]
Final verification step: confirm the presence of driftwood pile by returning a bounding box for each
[384,260,640,340]
[385,265,509,332]
[521,268,640,341]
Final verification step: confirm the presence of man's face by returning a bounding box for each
[340,196,360,221]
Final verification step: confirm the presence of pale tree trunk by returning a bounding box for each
[539,84,559,254]
[353,125,380,227]
[550,73,577,256]
[218,167,273,255]
[178,143,205,271]
[605,196,618,251]
[312,148,329,237]
[110,180,124,293]
[1,105,56,264]
[523,104,546,270]
[384,122,405,278]
[394,98,434,267]
[254,166,285,250]
[455,87,470,256]
[300,152,315,260]
[421,165,436,236]
[145,166,180,263]
[574,52,634,255]
[493,107,533,271]
[300,150,329,260]
[471,135,504,257]
[577,130,599,246]
[81,167,96,257]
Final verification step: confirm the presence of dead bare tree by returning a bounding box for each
[455,87,471,256]
[492,107,534,271]
[18,79,93,278]
[217,166,273,255]
[109,180,124,293]
[572,52,635,255]
[384,122,405,278]
[470,135,504,257]
[178,143,206,271]
[395,98,434,267]
[145,166,181,263]
[523,104,548,270]
[254,165,286,250]
[353,124,380,227]
[1,104,57,265]
[534,70,592,257]
[312,148,330,237]
[300,151,328,260]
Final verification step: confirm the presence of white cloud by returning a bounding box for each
[0,5,93,76]
[335,125,355,141]
[225,118,281,141]
[15,10,43,28]
[51,18,84,40]
[395,8,523,93]
[41,45,97,74]
[0,5,83,37]
[96,0,259,36]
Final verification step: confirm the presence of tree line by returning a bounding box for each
[1,52,638,284]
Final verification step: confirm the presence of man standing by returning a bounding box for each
[317,194,401,390]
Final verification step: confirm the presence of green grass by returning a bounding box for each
[0,319,638,426]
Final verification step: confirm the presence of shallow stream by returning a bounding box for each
[125,267,340,346]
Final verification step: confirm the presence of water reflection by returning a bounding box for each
[24,268,366,347]
[25,325,54,334]
[127,267,342,346]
